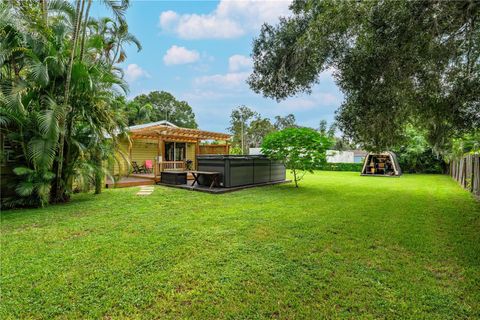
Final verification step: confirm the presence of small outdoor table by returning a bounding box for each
[190,171,221,189]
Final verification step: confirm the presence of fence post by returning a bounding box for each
[451,154,480,196]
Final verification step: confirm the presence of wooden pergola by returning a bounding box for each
[130,123,231,143]
[127,122,231,176]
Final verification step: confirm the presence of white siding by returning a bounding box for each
[326,150,355,163]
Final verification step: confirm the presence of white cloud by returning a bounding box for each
[176,14,244,39]
[158,0,292,39]
[276,92,341,113]
[124,64,150,82]
[194,72,250,89]
[228,55,252,72]
[159,10,179,29]
[163,45,200,66]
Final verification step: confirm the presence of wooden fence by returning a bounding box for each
[450,154,480,197]
[199,144,229,155]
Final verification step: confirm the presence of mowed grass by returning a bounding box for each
[1,172,479,319]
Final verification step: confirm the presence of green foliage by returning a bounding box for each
[228,106,297,154]
[317,163,363,172]
[228,105,259,154]
[262,127,332,187]
[128,91,198,128]
[249,0,480,152]
[247,117,276,148]
[273,114,297,130]
[228,145,242,155]
[3,166,55,208]
[0,0,137,207]
[393,126,445,173]
[446,130,480,161]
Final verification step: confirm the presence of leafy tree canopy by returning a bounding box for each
[128,91,198,128]
[228,106,260,154]
[228,106,298,154]
[261,127,332,187]
[248,0,480,153]
[248,117,276,149]
[274,114,297,130]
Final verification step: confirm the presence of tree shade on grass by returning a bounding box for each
[1,172,479,318]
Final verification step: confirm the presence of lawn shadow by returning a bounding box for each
[1,192,98,221]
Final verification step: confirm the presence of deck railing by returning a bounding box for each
[159,161,185,172]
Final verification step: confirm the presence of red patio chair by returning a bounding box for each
[145,160,153,173]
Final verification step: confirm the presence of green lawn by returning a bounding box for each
[1,172,479,319]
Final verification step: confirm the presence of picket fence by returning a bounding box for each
[450,154,480,197]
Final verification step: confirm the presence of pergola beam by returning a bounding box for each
[130,124,231,141]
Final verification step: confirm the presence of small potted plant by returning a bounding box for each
[185,159,193,170]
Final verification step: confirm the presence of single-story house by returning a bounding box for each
[109,121,231,186]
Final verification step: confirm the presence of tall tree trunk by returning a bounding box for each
[94,148,103,194]
[79,0,92,61]
[40,0,48,26]
[54,0,84,202]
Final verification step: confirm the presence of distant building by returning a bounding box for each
[249,148,263,155]
[326,150,367,163]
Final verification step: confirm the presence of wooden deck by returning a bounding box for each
[106,172,194,188]
[130,173,159,182]
[105,176,155,188]
[130,172,195,181]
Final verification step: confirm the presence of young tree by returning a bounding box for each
[261,128,332,187]
[248,0,480,152]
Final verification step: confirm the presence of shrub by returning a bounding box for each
[318,163,363,172]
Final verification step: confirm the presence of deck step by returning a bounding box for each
[105,178,155,188]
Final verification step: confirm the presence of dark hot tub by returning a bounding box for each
[196,155,286,188]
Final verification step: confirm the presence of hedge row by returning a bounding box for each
[317,163,363,172]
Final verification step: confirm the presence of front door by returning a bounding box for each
[165,142,186,161]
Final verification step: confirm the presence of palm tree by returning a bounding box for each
[109,20,142,66]
[54,0,85,202]
[1,0,140,207]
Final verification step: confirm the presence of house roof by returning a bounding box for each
[127,120,178,131]
[128,121,231,142]
[353,150,368,157]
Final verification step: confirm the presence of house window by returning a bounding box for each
[165,142,186,161]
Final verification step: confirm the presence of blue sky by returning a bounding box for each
[91,0,344,132]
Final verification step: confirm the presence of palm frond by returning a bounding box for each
[27,57,50,87]
[27,137,57,170]
[47,0,76,23]
[13,166,35,176]
[15,181,35,197]
[99,0,129,20]
[122,33,142,51]
[38,96,61,139]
